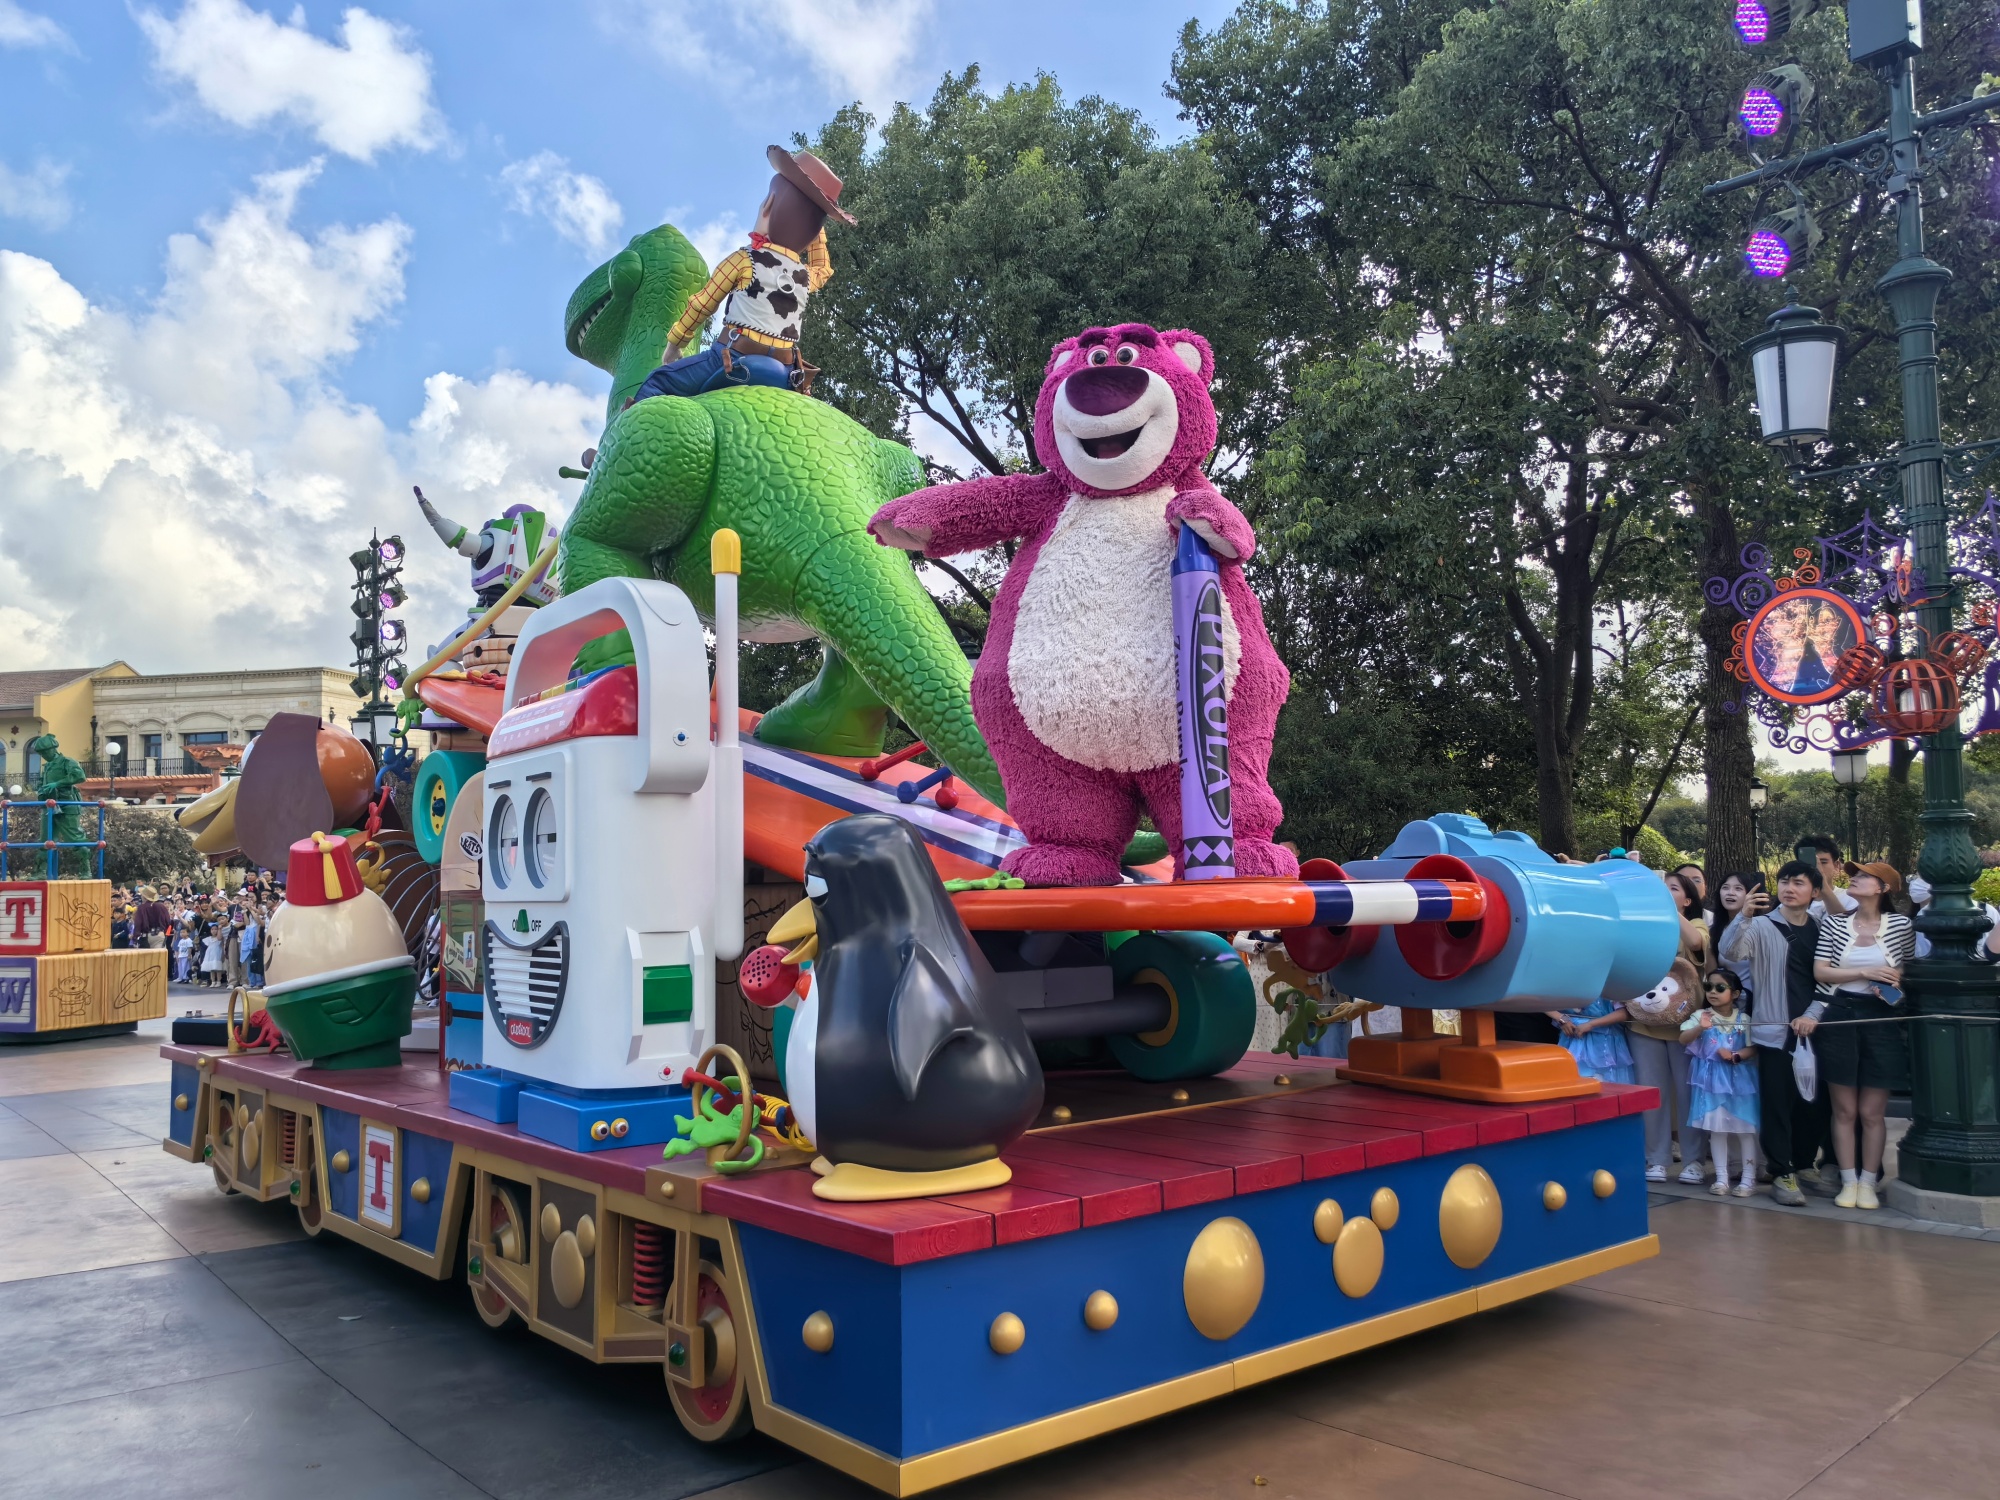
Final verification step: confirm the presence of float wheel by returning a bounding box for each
[470,1181,529,1329]
[206,1127,238,1195]
[666,1259,752,1443]
[1107,930,1256,1081]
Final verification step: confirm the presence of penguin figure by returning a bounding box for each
[764,814,1043,1202]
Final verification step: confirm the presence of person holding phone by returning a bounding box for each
[1721,860,1831,1206]
[1806,861,1915,1209]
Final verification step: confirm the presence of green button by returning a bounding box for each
[643,963,694,1025]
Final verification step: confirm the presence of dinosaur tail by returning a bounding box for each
[789,528,1003,808]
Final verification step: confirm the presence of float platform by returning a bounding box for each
[163,1044,1657,1495]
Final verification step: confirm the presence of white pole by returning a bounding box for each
[711,529,745,962]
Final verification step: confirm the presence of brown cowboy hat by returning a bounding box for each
[1843,860,1903,894]
[766,146,856,225]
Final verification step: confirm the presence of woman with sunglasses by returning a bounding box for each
[1682,970,1761,1196]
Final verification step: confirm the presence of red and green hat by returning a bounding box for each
[285,831,365,906]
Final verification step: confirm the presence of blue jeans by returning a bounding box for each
[636,345,791,400]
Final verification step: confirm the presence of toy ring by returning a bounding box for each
[691,1044,759,1172]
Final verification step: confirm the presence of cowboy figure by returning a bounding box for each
[636,146,855,402]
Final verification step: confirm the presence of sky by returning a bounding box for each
[0,0,1236,676]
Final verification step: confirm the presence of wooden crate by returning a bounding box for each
[103,948,167,1022]
[34,952,105,1029]
[46,880,111,954]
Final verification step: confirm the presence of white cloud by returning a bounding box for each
[683,214,744,269]
[633,0,933,109]
[0,158,71,229]
[137,0,446,162]
[0,168,602,675]
[0,1,69,50]
[499,151,624,256]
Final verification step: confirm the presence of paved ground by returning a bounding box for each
[3,989,1998,1499]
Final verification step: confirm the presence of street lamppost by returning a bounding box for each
[1749,776,1768,865]
[104,739,122,805]
[1831,748,1869,861]
[1707,0,2000,1205]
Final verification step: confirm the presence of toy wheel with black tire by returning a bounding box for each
[1107,930,1256,1081]
[470,1181,529,1329]
[667,1259,753,1443]
[295,1171,323,1236]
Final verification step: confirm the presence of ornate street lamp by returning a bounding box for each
[1708,0,2000,1204]
[1749,776,1768,863]
[104,739,122,805]
[1831,748,1868,860]
[1745,301,1842,448]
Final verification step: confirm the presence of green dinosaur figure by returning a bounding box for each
[558,224,1002,804]
[29,734,88,877]
[661,1076,764,1174]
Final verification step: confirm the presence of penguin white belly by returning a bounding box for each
[785,979,819,1146]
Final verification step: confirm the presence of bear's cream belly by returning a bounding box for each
[1008,488,1240,773]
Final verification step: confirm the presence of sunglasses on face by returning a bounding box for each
[1704,982,1733,993]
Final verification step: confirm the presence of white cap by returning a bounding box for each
[1908,876,1931,906]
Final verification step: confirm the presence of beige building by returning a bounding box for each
[0,664,364,803]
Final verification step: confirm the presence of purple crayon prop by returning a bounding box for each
[1173,524,1233,880]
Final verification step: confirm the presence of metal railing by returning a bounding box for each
[0,799,107,879]
[73,755,228,780]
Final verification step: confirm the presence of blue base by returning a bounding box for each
[740,1114,1651,1460]
[443,1003,483,1069]
[515,1082,691,1152]
[448,1069,526,1123]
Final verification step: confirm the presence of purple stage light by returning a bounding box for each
[382,673,402,692]
[1744,229,1792,278]
[1739,86,1784,135]
[1733,0,1771,45]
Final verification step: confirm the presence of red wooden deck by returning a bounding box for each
[168,1046,1656,1270]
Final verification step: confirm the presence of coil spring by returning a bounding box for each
[632,1222,667,1311]
[282,1111,298,1167]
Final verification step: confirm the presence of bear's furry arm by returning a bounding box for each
[869,471,1069,557]
[1164,482,1256,562]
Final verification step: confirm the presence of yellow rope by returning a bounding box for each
[401,536,561,698]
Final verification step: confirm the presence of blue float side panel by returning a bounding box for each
[741,1115,1648,1460]
[398,1130,455,1253]
[448,1069,524,1122]
[167,1061,198,1147]
[322,1107,360,1220]
[739,1227,906,1457]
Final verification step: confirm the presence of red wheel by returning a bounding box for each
[667,1259,752,1442]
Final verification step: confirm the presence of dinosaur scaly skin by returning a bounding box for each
[558,225,1001,805]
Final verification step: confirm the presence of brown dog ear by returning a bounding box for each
[232,712,337,870]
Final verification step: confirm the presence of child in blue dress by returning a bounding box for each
[1547,996,1636,1084]
[1683,968,1761,1196]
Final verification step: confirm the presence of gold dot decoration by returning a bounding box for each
[1543,1181,1568,1211]
[1438,1164,1503,1270]
[174,1093,189,1112]
[575,1213,596,1258]
[1592,1169,1617,1199]
[1312,1198,1344,1245]
[1274,1075,1292,1086]
[331,1149,352,1174]
[1051,1104,1073,1122]
[1083,1290,1119,1331]
[1184,1216,1265,1340]
[549,1231,586,1308]
[1333,1216,1384,1298]
[802,1311,835,1353]
[1170,1088,1191,1103]
[541,1202,562,1241]
[989,1312,1026,1355]
[410,1177,431,1205]
[1370,1186,1400,1230]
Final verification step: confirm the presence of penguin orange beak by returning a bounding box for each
[767,898,818,965]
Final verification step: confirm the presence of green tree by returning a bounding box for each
[102,808,206,887]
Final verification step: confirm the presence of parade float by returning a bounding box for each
[160,164,1673,1494]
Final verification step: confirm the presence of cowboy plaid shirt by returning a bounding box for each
[667,229,832,350]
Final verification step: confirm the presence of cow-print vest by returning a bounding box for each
[721,245,814,345]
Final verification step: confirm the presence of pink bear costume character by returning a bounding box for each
[869,323,1296,887]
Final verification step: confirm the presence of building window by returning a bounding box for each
[184,731,228,746]
[142,734,162,761]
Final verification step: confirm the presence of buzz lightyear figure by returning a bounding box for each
[416,488,561,609]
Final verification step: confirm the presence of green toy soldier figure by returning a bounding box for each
[634,146,855,401]
[30,734,88,876]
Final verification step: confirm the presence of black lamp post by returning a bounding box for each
[1831,749,1868,861]
[1706,0,2000,1203]
[1749,776,1768,864]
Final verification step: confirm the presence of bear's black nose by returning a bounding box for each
[1063,365,1150,416]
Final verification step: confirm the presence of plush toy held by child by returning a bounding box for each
[868,323,1295,886]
